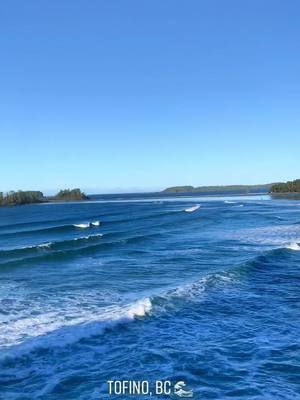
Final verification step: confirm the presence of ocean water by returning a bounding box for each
[0,194,300,399]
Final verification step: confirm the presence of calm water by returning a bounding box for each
[0,195,300,399]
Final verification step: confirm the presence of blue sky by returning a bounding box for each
[1,1,299,193]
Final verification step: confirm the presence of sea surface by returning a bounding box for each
[0,194,300,399]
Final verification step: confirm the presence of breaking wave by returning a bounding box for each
[285,242,300,251]
[0,298,152,359]
[0,268,237,360]
[1,241,296,361]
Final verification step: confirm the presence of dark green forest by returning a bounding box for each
[163,183,273,194]
[53,189,88,201]
[271,179,300,193]
[0,191,44,206]
[0,188,88,206]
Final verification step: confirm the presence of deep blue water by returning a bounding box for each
[0,195,300,399]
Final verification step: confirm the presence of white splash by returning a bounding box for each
[73,223,90,228]
[286,242,300,251]
[184,205,200,213]
[91,221,100,226]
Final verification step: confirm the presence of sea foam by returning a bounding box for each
[91,221,100,226]
[73,221,101,228]
[73,223,90,228]
[0,298,152,359]
[184,205,200,212]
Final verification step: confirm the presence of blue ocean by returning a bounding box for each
[0,194,300,399]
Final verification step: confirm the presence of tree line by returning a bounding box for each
[0,191,44,206]
[0,188,88,206]
[53,189,88,201]
[271,179,300,193]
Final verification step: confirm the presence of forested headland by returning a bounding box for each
[163,183,274,194]
[271,179,300,193]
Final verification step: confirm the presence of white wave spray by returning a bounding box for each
[286,242,300,251]
[184,205,200,213]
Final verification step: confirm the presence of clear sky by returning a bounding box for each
[1,1,299,193]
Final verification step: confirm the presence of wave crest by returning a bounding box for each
[0,298,152,359]
[286,242,300,251]
[74,221,101,228]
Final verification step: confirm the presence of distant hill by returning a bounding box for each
[271,179,300,193]
[163,183,275,194]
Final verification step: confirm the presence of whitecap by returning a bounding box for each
[286,242,300,251]
[184,205,200,212]
[18,242,52,250]
[73,223,90,228]
[74,233,103,240]
[37,242,52,249]
[91,221,100,226]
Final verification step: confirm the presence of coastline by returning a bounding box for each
[2,186,300,208]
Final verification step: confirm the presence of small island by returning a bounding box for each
[51,188,89,201]
[0,188,89,206]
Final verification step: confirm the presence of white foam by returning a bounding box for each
[224,200,236,204]
[19,242,52,250]
[124,298,152,318]
[168,276,209,299]
[224,224,300,249]
[74,233,103,240]
[0,297,152,357]
[91,221,100,226]
[0,268,237,359]
[37,242,52,248]
[184,205,200,212]
[156,271,234,306]
[73,221,101,228]
[286,242,300,251]
[73,223,90,228]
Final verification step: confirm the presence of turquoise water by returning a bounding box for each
[0,195,300,399]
